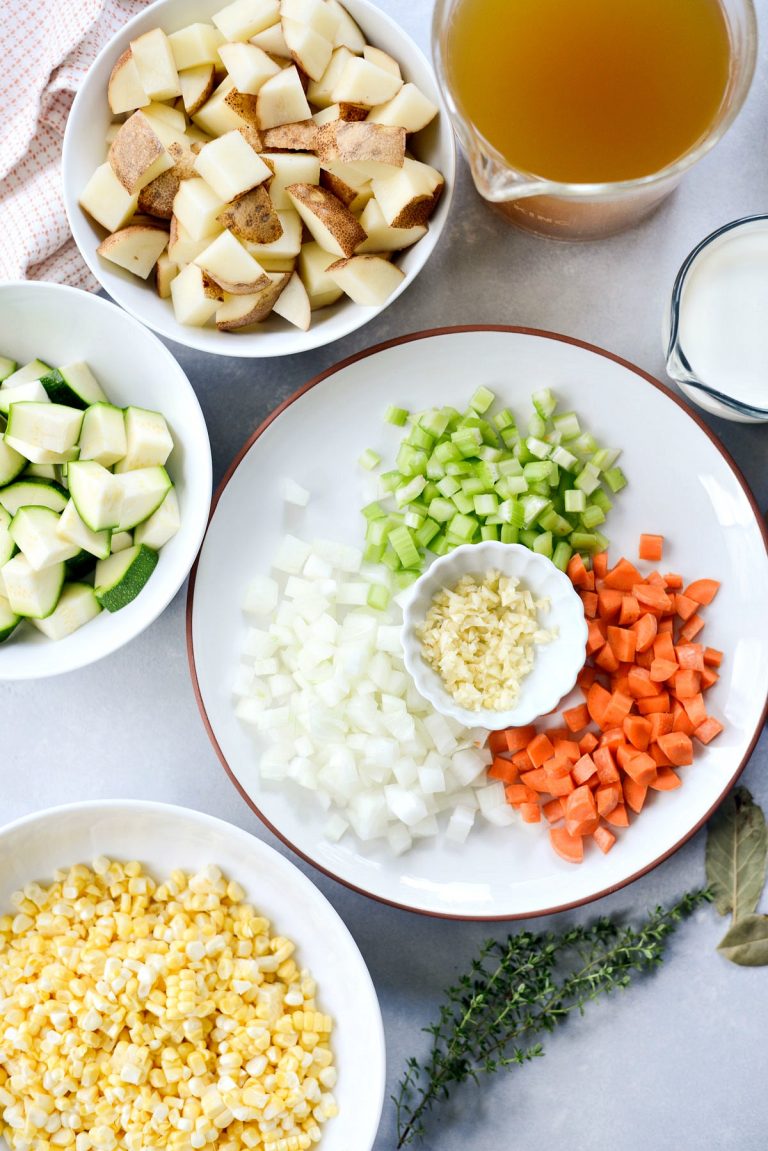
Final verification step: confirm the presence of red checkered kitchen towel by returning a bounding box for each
[0,0,148,289]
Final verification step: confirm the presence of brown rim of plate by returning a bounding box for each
[186,324,768,921]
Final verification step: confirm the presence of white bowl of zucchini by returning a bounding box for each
[0,281,212,679]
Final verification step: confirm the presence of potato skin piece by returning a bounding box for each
[286,183,366,257]
[217,186,283,244]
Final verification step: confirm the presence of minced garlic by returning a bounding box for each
[418,570,556,710]
[0,860,337,1151]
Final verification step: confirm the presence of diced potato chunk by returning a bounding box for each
[281,19,333,82]
[173,177,226,241]
[79,163,139,232]
[108,49,149,115]
[217,42,280,94]
[167,23,225,70]
[170,263,221,325]
[108,111,173,194]
[367,83,439,134]
[194,229,271,294]
[97,225,169,280]
[212,0,280,41]
[194,131,272,201]
[130,28,182,101]
[262,152,321,210]
[327,253,404,305]
[255,66,312,129]
[332,57,402,106]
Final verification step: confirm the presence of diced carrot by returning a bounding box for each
[505,725,538,753]
[572,754,597,786]
[543,756,572,781]
[639,534,664,562]
[578,731,599,755]
[587,682,612,727]
[683,693,708,728]
[623,715,651,751]
[680,614,705,642]
[650,658,678,682]
[637,692,671,715]
[646,570,666,587]
[580,590,599,618]
[663,572,683,590]
[488,730,509,755]
[657,616,675,634]
[633,583,673,615]
[598,726,624,749]
[622,752,658,786]
[594,746,620,785]
[635,648,654,669]
[548,773,576,797]
[695,717,724,744]
[648,712,674,743]
[672,702,696,736]
[596,784,621,816]
[511,748,534,771]
[520,768,551,793]
[672,669,701,700]
[542,797,565,823]
[627,667,658,699]
[649,767,682,791]
[704,647,723,667]
[615,743,637,771]
[592,825,617,854]
[610,672,631,697]
[607,625,637,663]
[577,665,599,693]
[595,644,620,674]
[653,632,676,662]
[593,553,609,579]
[649,742,673,768]
[564,785,598,836]
[623,777,648,813]
[562,703,590,733]
[618,595,641,626]
[675,644,705,671]
[567,553,591,589]
[550,827,584,863]
[684,578,720,605]
[700,666,719,690]
[587,619,607,654]
[505,783,538,806]
[553,738,581,763]
[603,803,630,828]
[489,757,519,784]
[601,690,634,728]
[520,802,542,824]
[674,593,699,622]
[603,558,643,591]
[527,733,555,768]
[632,613,658,653]
[598,588,624,619]
[543,727,571,742]
[657,732,693,766]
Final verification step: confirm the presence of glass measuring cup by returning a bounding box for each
[432,0,757,241]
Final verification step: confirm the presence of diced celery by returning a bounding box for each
[380,470,400,492]
[528,412,547,438]
[523,460,552,483]
[582,504,606,529]
[419,408,452,438]
[407,425,434,452]
[396,443,428,476]
[532,387,557,419]
[386,526,418,569]
[591,447,621,471]
[426,454,445,480]
[452,491,474,515]
[362,500,386,519]
[469,385,495,414]
[570,531,600,552]
[500,524,519,544]
[520,529,538,549]
[473,493,498,517]
[552,540,573,571]
[532,530,553,557]
[538,509,572,536]
[493,409,516,431]
[564,489,586,513]
[527,481,551,498]
[430,532,450,556]
[603,467,627,493]
[571,431,598,456]
[385,405,409,426]
[445,461,471,476]
[500,426,519,449]
[574,463,601,494]
[404,508,425,529]
[553,411,581,440]
[451,427,482,457]
[367,583,390,611]
[592,529,610,551]
[422,483,439,504]
[366,519,390,546]
[551,446,578,472]
[521,494,551,526]
[526,436,552,460]
[497,474,528,498]
[381,545,400,571]
[415,518,440,548]
[481,524,499,541]
[434,439,461,464]
[448,513,478,542]
[359,448,381,470]
[395,475,426,507]
[499,499,525,528]
[498,457,523,476]
[428,497,456,523]
[460,476,485,497]
[363,542,385,564]
[436,475,460,498]
[393,569,420,590]
[591,487,613,513]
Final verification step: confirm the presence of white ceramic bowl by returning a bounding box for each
[0,282,211,679]
[401,540,588,729]
[61,0,455,358]
[0,800,385,1151]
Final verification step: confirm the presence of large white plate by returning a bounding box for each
[189,328,768,918]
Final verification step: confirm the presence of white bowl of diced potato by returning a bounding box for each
[0,799,386,1151]
[62,0,455,357]
[0,282,212,679]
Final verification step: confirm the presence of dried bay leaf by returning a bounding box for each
[705,786,767,922]
[717,914,768,966]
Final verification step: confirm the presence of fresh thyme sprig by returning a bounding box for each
[394,889,710,1147]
